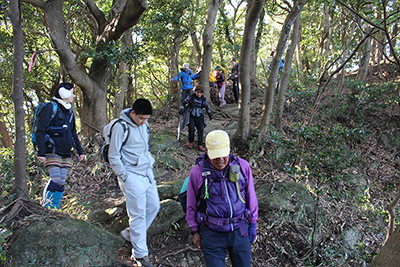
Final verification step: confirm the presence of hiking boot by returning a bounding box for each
[120,228,130,242]
[198,145,205,152]
[188,143,194,149]
[135,255,153,267]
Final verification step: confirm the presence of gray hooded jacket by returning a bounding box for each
[108,108,155,181]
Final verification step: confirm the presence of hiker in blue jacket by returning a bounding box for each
[109,98,160,267]
[269,51,284,94]
[36,82,84,209]
[186,130,258,267]
[169,63,199,102]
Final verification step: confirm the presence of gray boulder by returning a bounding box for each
[8,219,124,267]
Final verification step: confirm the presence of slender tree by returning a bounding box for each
[9,0,29,199]
[273,13,301,131]
[233,0,266,146]
[256,0,307,137]
[199,0,223,110]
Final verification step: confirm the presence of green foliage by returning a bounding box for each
[61,195,92,220]
[290,123,365,184]
[0,148,16,203]
[0,227,11,264]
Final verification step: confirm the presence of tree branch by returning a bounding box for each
[97,0,147,43]
[22,0,45,9]
[83,0,106,32]
[385,188,400,244]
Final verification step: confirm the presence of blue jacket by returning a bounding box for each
[172,68,199,90]
[268,59,284,72]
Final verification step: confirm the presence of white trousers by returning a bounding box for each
[218,83,226,106]
[118,172,160,258]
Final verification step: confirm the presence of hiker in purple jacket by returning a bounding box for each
[186,130,258,267]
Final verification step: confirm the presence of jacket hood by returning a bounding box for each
[119,108,139,128]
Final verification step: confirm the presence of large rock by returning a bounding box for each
[157,180,184,200]
[256,182,316,227]
[8,219,124,267]
[88,198,186,237]
[150,131,178,153]
[148,199,187,236]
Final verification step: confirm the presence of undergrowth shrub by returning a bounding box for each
[332,80,399,123]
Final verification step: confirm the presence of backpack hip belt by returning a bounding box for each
[196,210,250,237]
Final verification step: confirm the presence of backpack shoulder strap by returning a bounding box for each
[119,120,130,146]
[49,101,58,122]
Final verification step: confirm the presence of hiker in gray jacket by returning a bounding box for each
[108,98,159,267]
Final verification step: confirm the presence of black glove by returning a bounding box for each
[179,107,185,115]
[208,112,212,120]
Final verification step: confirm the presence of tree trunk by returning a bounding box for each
[357,25,372,82]
[370,224,400,267]
[113,30,133,119]
[228,0,244,59]
[273,13,301,131]
[233,0,265,145]
[0,119,13,148]
[9,0,29,199]
[199,0,223,111]
[23,0,147,139]
[295,35,303,82]
[256,0,307,137]
[191,31,202,66]
[250,7,265,85]
[338,20,356,95]
[169,32,182,98]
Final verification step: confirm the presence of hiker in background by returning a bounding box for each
[229,58,239,103]
[169,63,199,103]
[186,130,258,267]
[215,66,226,107]
[179,85,212,151]
[36,82,84,209]
[108,98,160,267]
[269,51,284,94]
[209,71,216,90]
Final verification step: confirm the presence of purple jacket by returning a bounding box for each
[186,154,258,232]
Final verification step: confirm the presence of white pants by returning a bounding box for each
[218,83,226,106]
[118,172,160,258]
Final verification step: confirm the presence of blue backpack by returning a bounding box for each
[31,101,58,148]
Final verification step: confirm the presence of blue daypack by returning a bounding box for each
[31,101,58,147]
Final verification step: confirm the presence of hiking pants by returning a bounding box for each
[217,83,226,106]
[200,225,251,267]
[188,114,204,146]
[181,88,193,104]
[232,79,239,102]
[118,172,160,258]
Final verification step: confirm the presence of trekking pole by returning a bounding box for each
[176,59,182,148]
[177,115,181,147]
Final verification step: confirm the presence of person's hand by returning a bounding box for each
[179,107,185,115]
[249,223,257,243]
[208,113,212,120]
[78,154,85,161]
[192,233,201,249]
[169,78,173,82]
[37,156,46,163]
